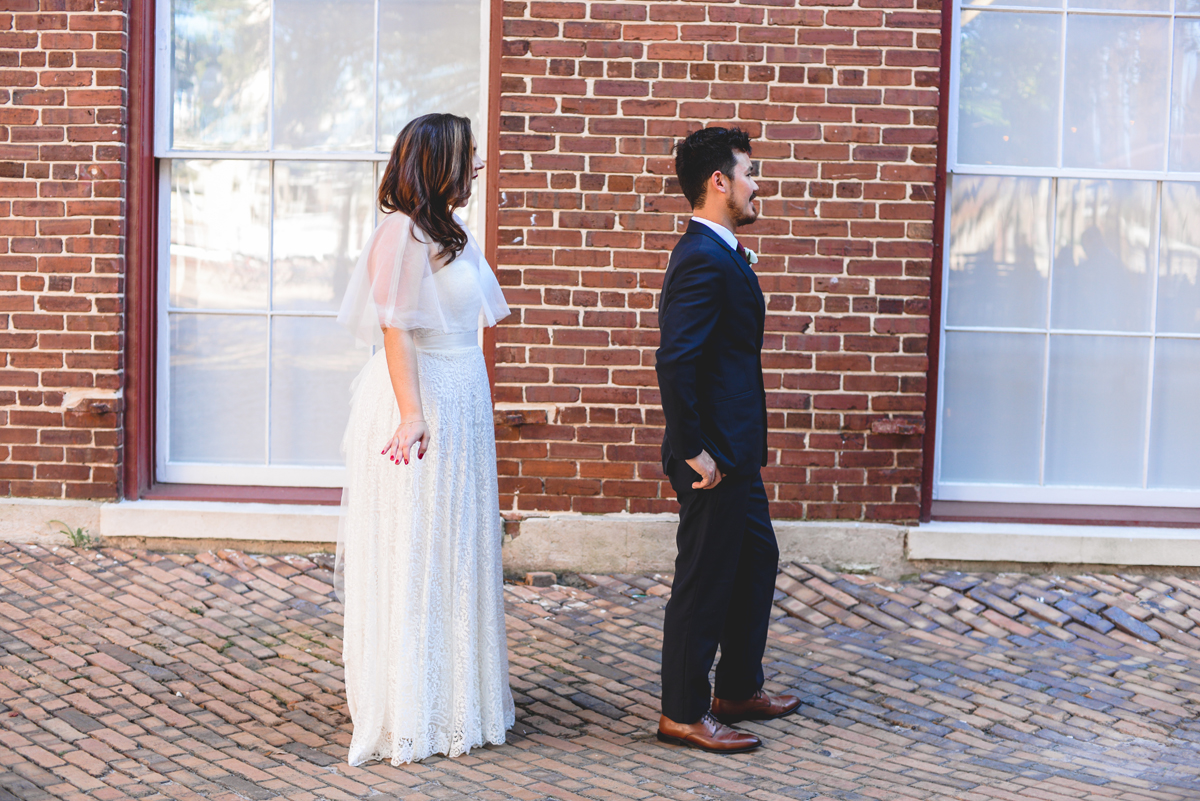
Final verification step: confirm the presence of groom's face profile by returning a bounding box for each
[721,150,759,228]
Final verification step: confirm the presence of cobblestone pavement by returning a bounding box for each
[2,543,1200,800]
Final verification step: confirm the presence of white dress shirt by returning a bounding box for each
[690,215,739,254]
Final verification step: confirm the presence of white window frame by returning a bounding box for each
[151,0,491,487]
[936,0,1200,507]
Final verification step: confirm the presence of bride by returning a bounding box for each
[336,113,514,765]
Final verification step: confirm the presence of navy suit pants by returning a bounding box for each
[660,461,780,724]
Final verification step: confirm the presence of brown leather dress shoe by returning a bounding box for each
[711,689,801,725]
[657,711,761,753]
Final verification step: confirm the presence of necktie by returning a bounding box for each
[735,240,750,263]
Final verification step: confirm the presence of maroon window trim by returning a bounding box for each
[920,0,955,522]
[123,1,503,505]
[124,0,156,501]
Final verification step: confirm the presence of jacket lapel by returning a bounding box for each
[684,220,765,323]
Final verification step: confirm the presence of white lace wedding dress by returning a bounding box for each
[338,215,514,766]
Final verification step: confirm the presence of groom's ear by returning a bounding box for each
[708,170,728,195]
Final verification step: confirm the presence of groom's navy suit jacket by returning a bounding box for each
[656,219,768,478]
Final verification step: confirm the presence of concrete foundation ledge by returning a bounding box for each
[4,498,1200,575]
[501,513,909,577]
[908,520,1200,567]
[0,498,338,549]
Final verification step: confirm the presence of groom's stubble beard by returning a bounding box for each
[727,191,759,228]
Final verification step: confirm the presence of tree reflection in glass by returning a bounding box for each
[957,11,1061,167]
[172,0,270,150]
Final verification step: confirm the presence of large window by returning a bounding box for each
[154,0,487,486]
[937,0,1200,506]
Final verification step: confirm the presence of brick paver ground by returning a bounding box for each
[1,542,1199,800]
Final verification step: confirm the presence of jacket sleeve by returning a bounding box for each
[655,250,724,463]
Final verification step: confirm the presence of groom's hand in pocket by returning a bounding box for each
[686,450,723,490]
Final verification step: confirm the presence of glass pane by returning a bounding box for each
[171,0,270,150]
[1170,21,1200,172]
[378,0,483,150]
[957,11,1061,167]
[1068,0,1167,13]
[1051,179,1155,332]
[169,160,270,310]
[940,332,1045,484]
[273,0,374,151]
[1181,0,1200,13]
[170,314,267,463]
[270,317,371,466]
[964,0,1061,9]
[273,162,375,311]
[1148,338,1200,489]
[1045,334,1149,487]
[947,176,1052,329]
[1158,182,1200,334]
[1063,15,1171,171]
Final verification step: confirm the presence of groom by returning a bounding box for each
[654,127,799,753]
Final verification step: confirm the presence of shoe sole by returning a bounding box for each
[656,731,760,753]
[713,704,801,726]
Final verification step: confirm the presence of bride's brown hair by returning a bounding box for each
[378,113,475,262]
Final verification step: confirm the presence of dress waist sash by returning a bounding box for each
[413,330,479,353]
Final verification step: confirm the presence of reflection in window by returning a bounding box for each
[1158,182,1200,334]
[169,160,271,310]
[957,12,1061,167]
[272,162,375,312]
[273,0,374,151]
[947,176,1051,329]
[1062,15,1170,171]
[1051,179,1155,332]
[171,0,270,150]
[1170,21,1200,173]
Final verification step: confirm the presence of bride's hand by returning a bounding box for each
[382,419,430,465]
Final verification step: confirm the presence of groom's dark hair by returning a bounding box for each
[674,126,752,208]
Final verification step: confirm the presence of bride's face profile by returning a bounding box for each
[457,140,484,208]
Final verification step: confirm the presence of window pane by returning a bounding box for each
[1045,334,1149,487]
[940,332,1045,484]
[1170,21,1200,172]
[273,162,375,312]
[169,160,270,310]
[1148,338,1200,489]
[378,0,483,149]
[1068,0,1167,13]
[1063,15,1171,171]
[1158,182,1200,334]
[957,11,1061,167]
[1051,179,1155,332]
[170,314,267,463]
[270,317,370,466]
[964,0,1061,9]
[171,0,270,150]
[947,176,1051,329]
[273,0,374,151]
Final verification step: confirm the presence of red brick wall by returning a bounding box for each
[493,0,942,522]
[0,0,126,500]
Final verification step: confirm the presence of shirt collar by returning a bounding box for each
[690,215,738,253]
